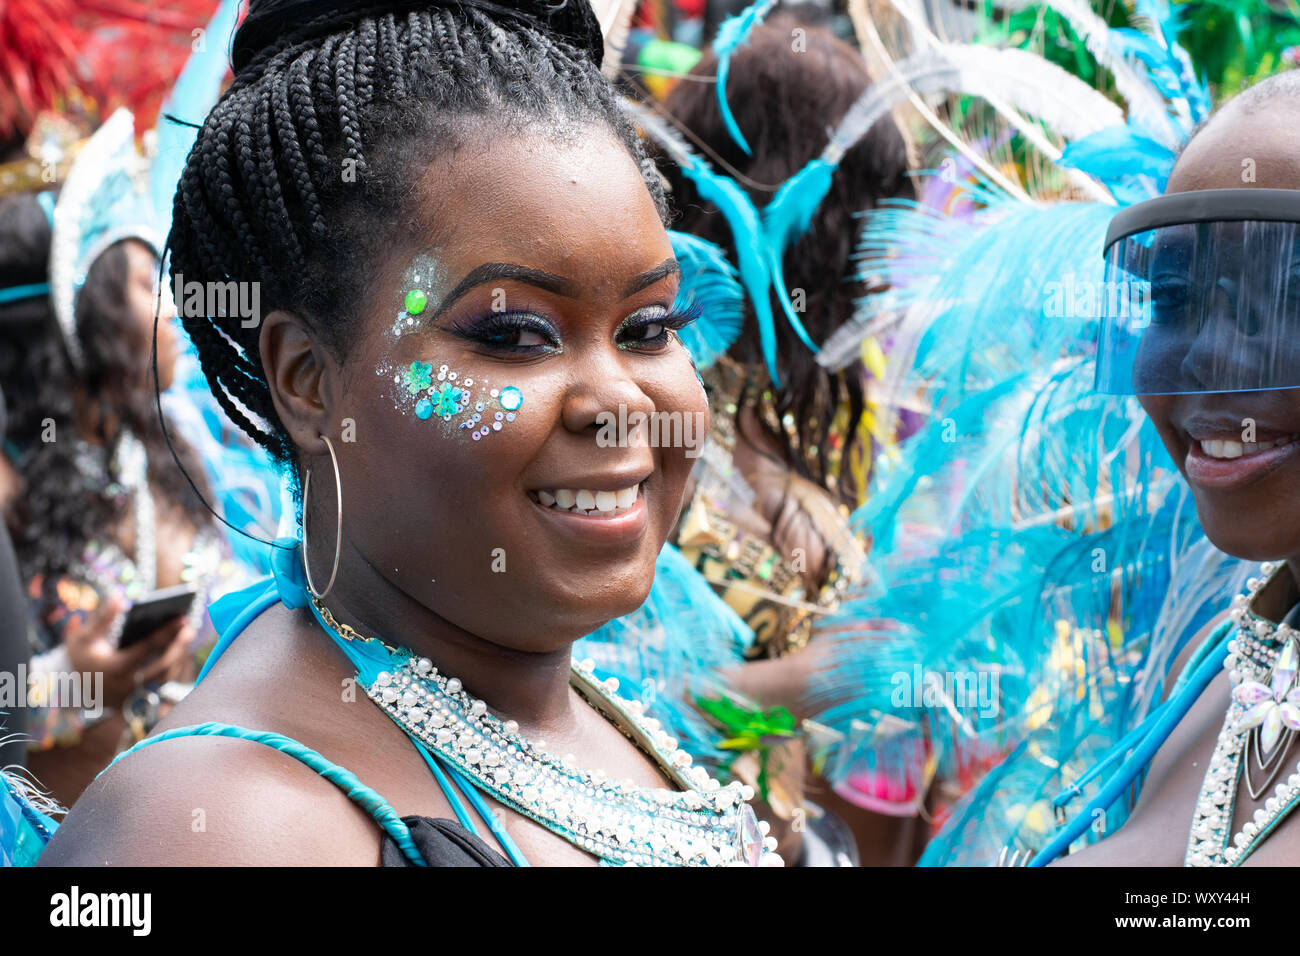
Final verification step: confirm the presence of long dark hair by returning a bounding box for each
[0,192,210,602]
[167,0,668,473]
[657,12,914,493]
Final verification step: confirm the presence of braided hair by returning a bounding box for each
[168,0,668,472]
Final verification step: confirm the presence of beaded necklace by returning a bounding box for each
[1185,563,1300,866]
[312,598,781,867]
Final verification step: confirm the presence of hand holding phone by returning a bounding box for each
[118,584,199,649]
[63,589,196,708]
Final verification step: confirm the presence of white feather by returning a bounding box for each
[2,762,67,820]
[620,98,703,170]
[1040,0,1178,148]
[589,0,640,80]
[938,44,1124,142]
[829,44,1122,160]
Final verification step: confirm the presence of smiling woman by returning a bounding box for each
[1042,71,1300,868]
[38,0,780,867]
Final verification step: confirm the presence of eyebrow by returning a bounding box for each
[433,258,682,316]
[622,258,680,298]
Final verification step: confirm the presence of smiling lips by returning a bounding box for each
[1197,435,1299,460]
[530,483,641,517]
[1184,429,1300,489]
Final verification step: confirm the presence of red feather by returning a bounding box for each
[0,0,86,140]
[1,0,230,142]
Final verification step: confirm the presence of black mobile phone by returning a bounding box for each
[118,584,199,649]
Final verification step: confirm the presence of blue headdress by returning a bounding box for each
[629,0,894,386]
[793,2,1227,860]
[48,108,163,371]
[628,98,831,387]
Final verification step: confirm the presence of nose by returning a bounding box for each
[559,348,657,438]
[1177,277,1252,390]
[157,276,178,321]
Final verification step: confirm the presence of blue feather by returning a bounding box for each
[762,158,836,353]
[677,159,785,385]
[575,545,753,767]
[667,230,746,369]
[1059,126,1174,200]
[712,0,778,156]
[149,0,243,225]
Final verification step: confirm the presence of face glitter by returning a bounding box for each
[389,357,524,442]
[386,252,446,341]
[379,251,529,441]
[499,386,523,412]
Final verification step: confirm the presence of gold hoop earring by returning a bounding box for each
[301,434,342,599]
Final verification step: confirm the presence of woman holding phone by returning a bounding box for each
[0,124,221,801]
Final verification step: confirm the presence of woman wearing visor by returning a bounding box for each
[1036,72,1300,866]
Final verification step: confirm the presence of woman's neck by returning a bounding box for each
[72,389,120,447]
[318,543,580,737]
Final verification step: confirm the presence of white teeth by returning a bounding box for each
[533,484,642,516]
[1200,435,1298,459]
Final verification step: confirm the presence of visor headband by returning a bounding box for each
[1103,188,1300,253]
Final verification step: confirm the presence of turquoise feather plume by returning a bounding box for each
[761,157,836,354]
[676,158,786,385]
[712,0,778,156]
[667,230,745,370]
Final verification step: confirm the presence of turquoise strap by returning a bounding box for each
[1052,617,1234,810]
[108,721,426,866]
[443,765,530,867]
[196,538,528,865]
[1032,620,1235,866]
[407,738,481,836]
[0,282,51,305]
[408,739,529,867]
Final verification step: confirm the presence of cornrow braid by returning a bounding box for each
[167,3,666,468]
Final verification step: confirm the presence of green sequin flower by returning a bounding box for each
[407,361,432,394]
[431,382,462,418]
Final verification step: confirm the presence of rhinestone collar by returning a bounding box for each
[312,598,782,867]
[1185,563,1300,866]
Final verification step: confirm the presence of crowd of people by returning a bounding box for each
[1,0,1299,871]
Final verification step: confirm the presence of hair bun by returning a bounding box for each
[233,0,604,73]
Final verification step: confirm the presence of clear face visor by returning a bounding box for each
[1094,189,1300,396]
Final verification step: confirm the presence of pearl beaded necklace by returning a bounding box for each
[312,599,782,866]
[1185,563,1300,866]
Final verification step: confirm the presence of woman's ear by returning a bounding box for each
[259,310,337,456]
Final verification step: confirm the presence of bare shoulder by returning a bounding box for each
[38,728,386,865]
[41,605,392,866]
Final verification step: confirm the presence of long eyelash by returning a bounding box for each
[446,311,559,350]
[619,301,705,341]
[662,300,704,330]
